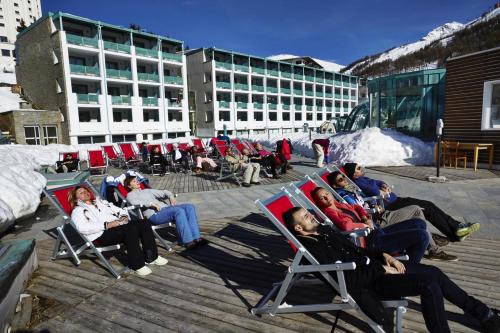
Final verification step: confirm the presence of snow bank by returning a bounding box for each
[247,127,434,167]
[0,87,22,113]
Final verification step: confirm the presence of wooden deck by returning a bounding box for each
[27,214,499,332]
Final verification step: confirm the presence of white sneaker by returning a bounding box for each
[135,266,152,276]
[148,255,168,266]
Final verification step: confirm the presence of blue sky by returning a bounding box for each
[42,0,497,65]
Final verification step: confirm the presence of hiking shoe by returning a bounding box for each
[482,308,500,333]
[456,222,480,239]
[432,234,450,247]
[242,183,251,187]
[135,266,152,276]
[425,251,458,262]
[148,255,168,266]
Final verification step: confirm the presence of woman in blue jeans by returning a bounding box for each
[124,177,207,249]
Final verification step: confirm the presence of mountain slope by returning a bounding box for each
[342,5,500,77]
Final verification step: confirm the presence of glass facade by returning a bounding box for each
[367,69,446,140]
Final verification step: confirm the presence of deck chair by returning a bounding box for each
[44,180,132,278]
[118,143,142,170]
[192,138,208,155]
[102,145,123,167]
[251,191,407,333]
[165,143,190,173]
[146,144,165,175]
[242,139,259,155]
[215,144,242,186]
[57,152,81,172]
[87,149,107,175]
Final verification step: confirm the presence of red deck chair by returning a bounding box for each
[252,190,407,330]
[230,139,241,146]
[215,144,242,186]
[146,144,165,175]
[242,140,259,155]
[44,180,129,278]
[118,143,142,170]
[87,149,107,175]
[102,145,123,167]
[192,138,207,154]
[58,152,81,172]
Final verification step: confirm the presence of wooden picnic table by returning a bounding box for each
[457,142,494,171]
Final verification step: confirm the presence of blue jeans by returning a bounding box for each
[148,204,201,244]
[368,218,429,264]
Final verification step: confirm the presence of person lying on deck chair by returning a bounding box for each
[343,162,480,242]
[124,176,207,250]
[225,147,260,187]
[283,206,500,333]
[170,143,191,173]
[149,146,169,176]
[326,171,458,262]
[241,146,280,179]
[56,153,80,173]
[68,187,168,276]
[191,146,218,174]
[311,187,429,264]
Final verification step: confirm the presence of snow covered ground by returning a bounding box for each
[0,87,22,113]
[248,127,434,167]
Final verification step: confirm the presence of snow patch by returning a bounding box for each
[267,55,345,72]
[0,87,22,113]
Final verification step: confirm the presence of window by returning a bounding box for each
[482,80,500,130]
[317,113,323,121]
[15,11,19,15]
[219,111,230,121]
[1,49,9,57]
[112,134,136,143]
[78,136,105,144]
[167,132,186,139]
[204,91,212,103]
[0,23,6,27]
[79,108,101,122]
[152,133,162,140]
[24,126,40,145]
[294,112,302,121]
[16,18,20,22]
[43,126,58,144]
[205,110,213,123]
[14,2,19,6]
[269,112,277,121]
[282,112,290,121]
[254,111,263,121]
[0,36,5,43]
[236,111,247,121]
[306,113,313,121]
[143,109,159,122]
[168,110,182,121]
[113,109,133,122]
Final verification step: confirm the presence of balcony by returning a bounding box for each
[281,88,291,95]
[342,94,349,99]
[325,93,333,98]
[234,83,249,91]
[335,107,341,112]
[294,74,304,80]
[305,90,314,97]
[267,87,279,94]
[253,102,263,110]
[342,81,350,87]
[326,106,332,111]
[335,93,342,99]
[106,69,132,80]
[103,41,131,54]
[111,95,131,105]
[70,64,99,76]
[76,93,99,104]
[215,61,232,70]
[138,72,160,82]
[218,101,230,109]
[237,102,248,109]
[316,92,324,97]
[293,89,303,95]
[306,105,313,111]
[142,97,158,106]
[351,82,357,88]
[268,103,277,110]
[305,76,314,82]
[251,67,266,74]
[165,76,183,85]
[283,104,291,110]
[281,72,292,79]
[334,80,342,86]
[294,105,302,111]
[66,34,99,48]
[216,81,231,89]
[325,79,334,85]
[135,47,158,58]
[234,64,249,72]
[168,100,182,108]
[267,69,279,77]
[317,106,323,111]
[251,85,264,92]
[162,52,183,63]
[315,77,324,83]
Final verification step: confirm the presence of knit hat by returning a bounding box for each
[343,162,358,179]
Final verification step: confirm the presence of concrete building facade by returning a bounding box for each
[186,48,358,137]
[16,12,190,145]
[0,0,41,69]
[0,109,62,145]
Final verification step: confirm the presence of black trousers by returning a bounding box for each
[150,156,167,173]
[386,197,461,241]
[374,263,490,333]
[255,155,278,176]
[94,219,158,270]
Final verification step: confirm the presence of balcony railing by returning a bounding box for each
[325,79,334,85]
[142,97,158,106]
[138,72,160,82]
[326,106,333,111]
[335,93,342,99]
[293,89,303,95]
[294,105,302,111]
[234,83,249,91]
[218,101,230,108]
[135,47,158,58]
[251,67,266,74]
[316,91,324,97]
[317,106,323,111]
[66,34,99,48]
[335,107,341,112]
[325,92,333,98]
[268,103,277,110]
[216,81,231,89]
[237,102,248,109]
[253,102,263,109]
[234,64,249,72]
[70,64,99,76]
[342,94,349,99]
[267,87,279,94]
[305,75,314,82]
[315,77,324,83]
[252,85,264,92]
[165,76,183,85]
[111,95,131,105]
[334,81,342,86]
[281,72,292,79]
[267,69,279,77]
[106,69,132,80]
[281,88,291,95]
[342,81,350,87]
[283,104,291,110]
[103,41,131,53]
[168,100,182,108]
[305,91,314,97]
[351,82,357,88]
[294,73,304,80]
[306,105,313,111]
[76,93,99,104]
[162,52,183,63]
[215,61,232,70]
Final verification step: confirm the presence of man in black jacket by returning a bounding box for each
[283,207,499,333]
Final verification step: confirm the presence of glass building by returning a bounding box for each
[367,69,446,140]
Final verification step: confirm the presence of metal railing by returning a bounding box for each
[138,72,160,82]
[106,69,132,80]
[66,34,98,48]
[136,47,158,58]
[70,64,99,76]
[103,41,131,53]
[76,93,99,104]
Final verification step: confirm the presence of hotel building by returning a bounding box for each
[186,48,359,137]
[16,12,189,144]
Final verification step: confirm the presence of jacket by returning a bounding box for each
[276,139,292,160]
[354,176,398,204]
[321,200,368,232]
[312,138,330,154]
[71,198,129,241]
[126,188,174,219]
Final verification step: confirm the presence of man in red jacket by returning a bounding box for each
[312,138,330,167]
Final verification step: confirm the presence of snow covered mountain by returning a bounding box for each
[267,54,345,73]
[343,5,500,76]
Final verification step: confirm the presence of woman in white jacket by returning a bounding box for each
[68,186,168,276]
